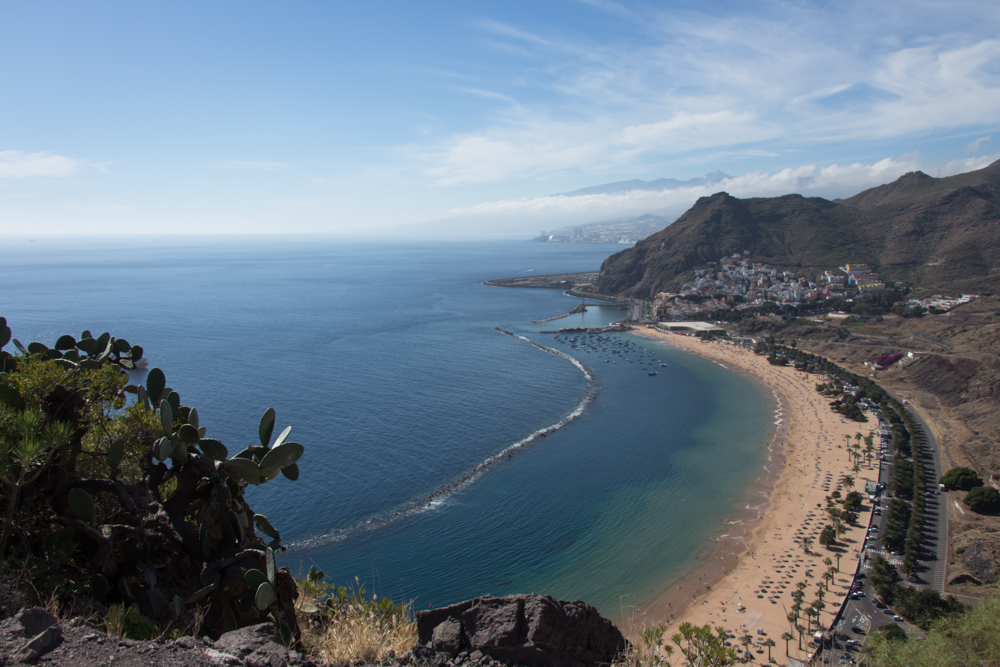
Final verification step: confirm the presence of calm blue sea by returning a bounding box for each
[0,237,773,617]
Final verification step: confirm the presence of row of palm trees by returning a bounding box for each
[782,558,842,658]
[843,431,877,470]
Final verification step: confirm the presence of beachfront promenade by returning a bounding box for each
[636,330,882,664]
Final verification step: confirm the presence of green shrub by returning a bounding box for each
[939,467,983,491]
[965,486,1000,514]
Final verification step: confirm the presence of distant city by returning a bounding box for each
[531,214,669,244]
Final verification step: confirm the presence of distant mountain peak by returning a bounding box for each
[558,171,731,198]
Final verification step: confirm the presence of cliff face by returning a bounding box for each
[596,160,1000,297]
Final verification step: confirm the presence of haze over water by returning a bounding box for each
[0,237,773,616]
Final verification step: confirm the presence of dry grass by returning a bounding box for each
[613,602,667,667]
[102,602,129,637]
[296,586,417,665]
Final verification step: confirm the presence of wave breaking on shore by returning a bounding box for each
[291,328,598,550]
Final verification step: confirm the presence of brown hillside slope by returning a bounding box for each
[596,160,1000,297]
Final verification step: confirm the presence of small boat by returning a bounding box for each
[659,363,668,367]
[648,371,658,376]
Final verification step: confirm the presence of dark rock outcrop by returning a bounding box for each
[415,594,628,667]
[0,610,320,667]
[961,541,1000,584]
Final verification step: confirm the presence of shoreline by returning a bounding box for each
[615,346,788,633]
[628,328,878,663]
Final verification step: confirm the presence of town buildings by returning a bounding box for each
[652,254,893,320]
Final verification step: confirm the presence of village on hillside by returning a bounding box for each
[652,253,977,320]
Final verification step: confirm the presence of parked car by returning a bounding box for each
[893,615,904,622]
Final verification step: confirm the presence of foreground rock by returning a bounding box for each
[0,608,320,667]
[413,594,628,667]
[0,594,626,667]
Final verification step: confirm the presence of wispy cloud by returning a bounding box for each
[0,151,84,178]
[199,160,290,170]
[964,136,992,153]
[942,152,1000,176]
[415,4,1000,187]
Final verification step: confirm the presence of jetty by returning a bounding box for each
[532,301,588,324]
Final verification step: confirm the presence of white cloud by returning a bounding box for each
[941,153,1000,176]
[414,6,1000,187]
[446,155,928,220]
[964,136,992,153]
[0,151,83,178]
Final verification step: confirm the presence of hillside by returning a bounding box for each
[595,161,1000,297]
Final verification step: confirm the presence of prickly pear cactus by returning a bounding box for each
[0,320,306,641]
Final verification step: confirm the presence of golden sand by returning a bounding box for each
[632,328,878,663]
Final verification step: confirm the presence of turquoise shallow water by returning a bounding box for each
[0,236,774,616]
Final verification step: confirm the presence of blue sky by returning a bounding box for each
[2,0,999,235]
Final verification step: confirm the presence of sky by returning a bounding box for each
[2,0,1000,236]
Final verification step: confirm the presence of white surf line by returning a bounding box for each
[290,328,599,550]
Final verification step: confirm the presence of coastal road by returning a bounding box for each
[825,403,947,663]
[895,399,949,593]
[911,331,952,352]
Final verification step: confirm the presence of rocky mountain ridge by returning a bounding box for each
[595,161,1000,297]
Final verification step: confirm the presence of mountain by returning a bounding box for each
[558,170,730,197]
[531,213,671,243]
[595,161,1000,297]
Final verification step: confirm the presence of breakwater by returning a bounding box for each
[532,302,587,324]
[290,328,599,550]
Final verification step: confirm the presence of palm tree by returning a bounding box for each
[835,552,842,572]
[813,600,826,623]
[781,632,794,657]
[823,570,835,592]
[795,624,805,650]
[740,633,753,663]
[805,607,818,632]
[819,525,837,549]
[799,536,813,553]
[841,475,855,491]
[852,462,861,475]
[762,637,775,663]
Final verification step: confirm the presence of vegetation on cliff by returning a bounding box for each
[861,583,1000,667]
[0,317,304,641]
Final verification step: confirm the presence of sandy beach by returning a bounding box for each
[632,328,878,663]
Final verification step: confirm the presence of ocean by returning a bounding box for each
[0,236,774,617]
